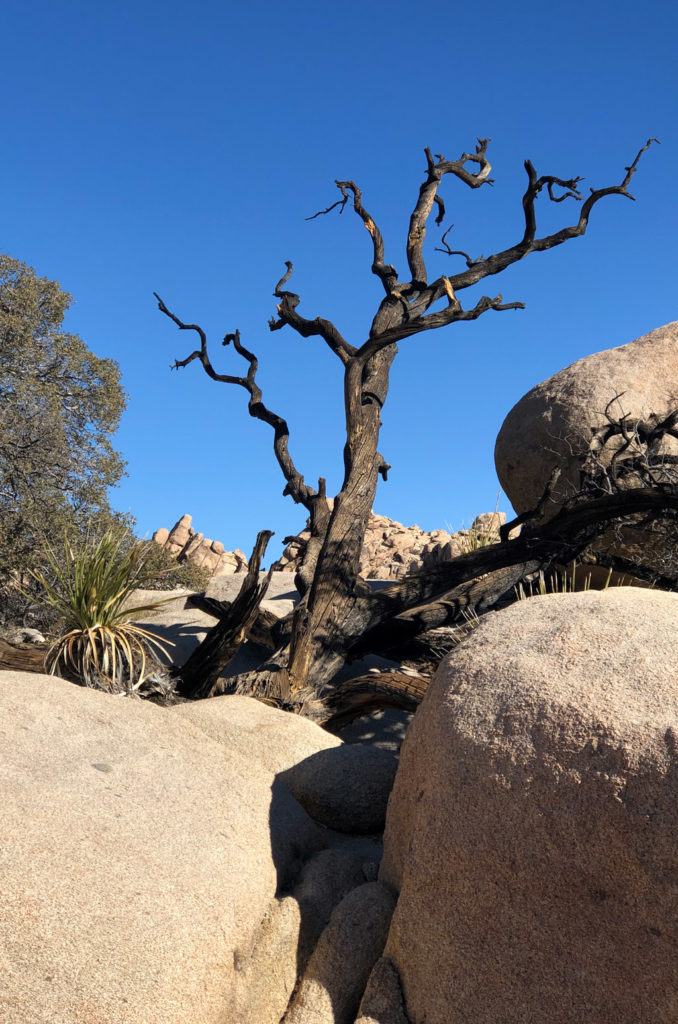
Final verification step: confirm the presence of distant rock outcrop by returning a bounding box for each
[152,513,248,576]
[153,510,506,582]
[274,510,506,580]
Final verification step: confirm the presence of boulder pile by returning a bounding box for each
[273,510,505,580]
[1,676,397,1024]
[153,513,248,576]
[153,510,506,582]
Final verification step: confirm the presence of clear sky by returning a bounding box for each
[2,0,676,562]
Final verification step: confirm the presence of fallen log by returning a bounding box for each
[0,638,48,674]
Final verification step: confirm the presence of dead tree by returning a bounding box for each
[156,137,661,709]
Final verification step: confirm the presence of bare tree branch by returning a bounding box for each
[356,289,524,362]
[308,181,399,294]
[434,225,481,267]
[351,139,656,362]
[444,138,659,294]
[268,261,356,364]
[406,139,494,287]
[154,292,325,518]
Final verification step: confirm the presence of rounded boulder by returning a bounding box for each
[380,588,678,1024]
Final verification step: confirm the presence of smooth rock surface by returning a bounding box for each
[380,588,678,1024]
[495,320,678,528]
[282,882,396,1024]
[279,744,399,834]
[0,672,324,1024]
[240,849,370,1024]
[172,692,342,776]
[356,957,411,1024]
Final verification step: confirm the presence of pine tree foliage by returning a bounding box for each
[0,254,127,573]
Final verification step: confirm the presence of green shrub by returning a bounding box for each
[26,528,177,698]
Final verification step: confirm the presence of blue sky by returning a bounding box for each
[2,0,676,561]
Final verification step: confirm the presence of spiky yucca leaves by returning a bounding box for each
[27,529,176,697]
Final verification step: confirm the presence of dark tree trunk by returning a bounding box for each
[174,530,273,699]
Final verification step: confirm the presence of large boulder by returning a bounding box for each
[174,694,397,834]
[0,672,329,1024]
[495,322,678,577]
[279,745,399,835]
[172,692,343,774]
[379,588,678,1024]
[495,321,678,514]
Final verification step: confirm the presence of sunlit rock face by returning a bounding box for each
[377,588,678,1024]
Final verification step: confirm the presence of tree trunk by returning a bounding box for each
[286,306,403,690]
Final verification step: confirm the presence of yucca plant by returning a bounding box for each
[26,528,176,698]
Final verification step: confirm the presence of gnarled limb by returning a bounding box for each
[358,140,657,360]
[308,181,399,295]
[407,139,493,287]
[434,225,481,267]
[356,290,525,361]
[174,529,274,699]
[155,292,332,577]
[321,670,428,729]
[445,138,659,294]
[269,261,356,364]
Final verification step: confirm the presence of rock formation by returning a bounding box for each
[153,510,506,582]
[376,587,678,1024]
[274,510,506,580]
[152,513,248,576]
[495,320,678,575]
[8,586,678,1021]
[1,675,393,1023]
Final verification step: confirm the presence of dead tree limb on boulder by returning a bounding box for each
[173,529,274,700]
[156,136,660,715]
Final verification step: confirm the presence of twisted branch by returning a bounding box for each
[154,292,326,518]
[445,138,659,294]
[308,181,399,294]
[353,138,656,361]
[406,139,494,287]
[356,289,524,362]
[268,261,356,364]
[434,225,481,268]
